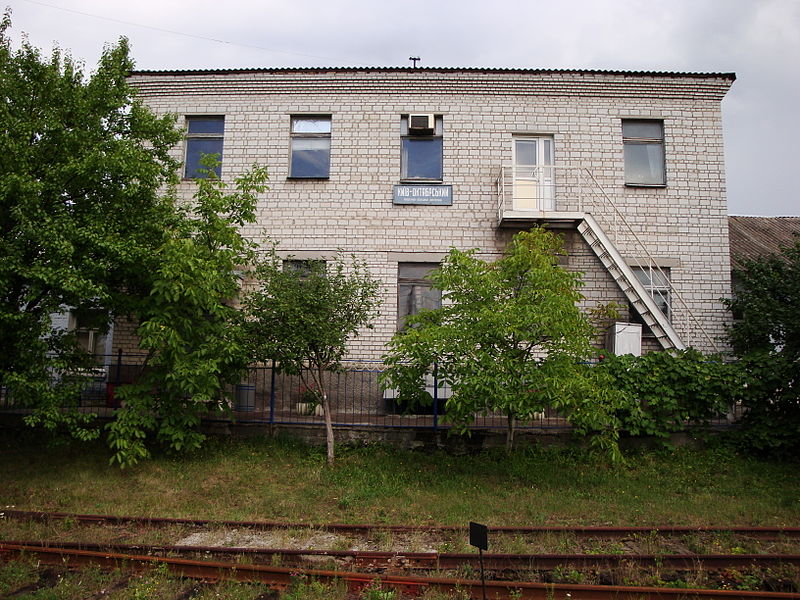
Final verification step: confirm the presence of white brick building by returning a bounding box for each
[122,67,735,359]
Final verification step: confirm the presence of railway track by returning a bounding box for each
[3,509,799,540]
[3,539,799,572]
[3,510,799,598]
[2,541,799,600]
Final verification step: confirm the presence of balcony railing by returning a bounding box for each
[496,164,591,224]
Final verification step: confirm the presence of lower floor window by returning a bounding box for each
[397,263,441,329]
[631,266,671,322]
[283,259,326,277]
[69,308,109,361]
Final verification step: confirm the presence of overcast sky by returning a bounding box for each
[6,0,799,216]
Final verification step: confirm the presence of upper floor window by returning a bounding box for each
[401,114,443,181]
[622,120,665,186]
[290,116,331,178]
[185,116,224,179]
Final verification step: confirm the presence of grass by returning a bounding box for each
[0,428,798,600]
[0,430,798,528]
[0,557,280,599]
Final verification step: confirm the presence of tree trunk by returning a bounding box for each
[506,412,515,452]
[316,366,336,465]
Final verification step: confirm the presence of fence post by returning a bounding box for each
[269,359,276,424]
[115,348,122,386]
[432,362,439,431]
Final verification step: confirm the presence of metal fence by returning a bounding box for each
[0,353,742,431]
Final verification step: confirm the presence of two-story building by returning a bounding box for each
[110,67,734,362]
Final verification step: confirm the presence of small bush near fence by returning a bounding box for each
[1,350,748,445]
[596,349,740,442]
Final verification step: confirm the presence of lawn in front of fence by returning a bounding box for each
[0,432,795,527]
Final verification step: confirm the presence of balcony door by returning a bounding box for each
[512,136,554,211]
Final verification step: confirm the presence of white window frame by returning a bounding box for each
[68,308,110,362]
[512,135,555,211]
[632,265,671,322]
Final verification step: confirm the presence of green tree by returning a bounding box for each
[727,239,800,358]
[381,229,621,454]
[244,250,381,464]
[107,159,269,467]
[0,13,181,435]
[725,238,800,457]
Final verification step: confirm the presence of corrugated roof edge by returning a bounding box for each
[729,214,800,218]
[129,66,736,80]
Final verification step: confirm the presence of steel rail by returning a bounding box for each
[4,539,799,571]
[3,509,798,540]
[2,542,798,600]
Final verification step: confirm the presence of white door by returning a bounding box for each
[513,137,554,211]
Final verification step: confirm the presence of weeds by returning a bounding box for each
[283,576,347,600]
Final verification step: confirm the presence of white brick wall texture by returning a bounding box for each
[124,68,734,359]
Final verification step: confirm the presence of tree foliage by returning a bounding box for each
[725,238,800,457]
[107,159,268,467]
[381,229,622,455]
[244,250,381,464]
[595,349,737,442]
[726,239,800,358]
[0,13,181,434]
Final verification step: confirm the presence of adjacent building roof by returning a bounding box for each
[729,216,800,270]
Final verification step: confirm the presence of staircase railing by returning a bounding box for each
[578,169,719,352]
[496,164,720,352]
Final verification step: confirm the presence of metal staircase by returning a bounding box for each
[577,214,684,350]
[496,164,722,353]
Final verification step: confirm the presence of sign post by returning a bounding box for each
[469,521,488,600]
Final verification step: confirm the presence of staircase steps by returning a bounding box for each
[577,215,684,351]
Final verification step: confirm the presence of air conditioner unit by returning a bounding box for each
[408,113,435,133]
[605,322,642,356]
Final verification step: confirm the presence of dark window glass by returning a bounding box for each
[283,259,325,278]
[185,138,223,179]
[185,116,224,179]
[187,117,225,135]
[397,263,441,329]
[402,138,443,180]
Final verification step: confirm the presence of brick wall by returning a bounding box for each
[124,68,734,359]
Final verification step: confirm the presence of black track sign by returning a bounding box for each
[469,521,488,551]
